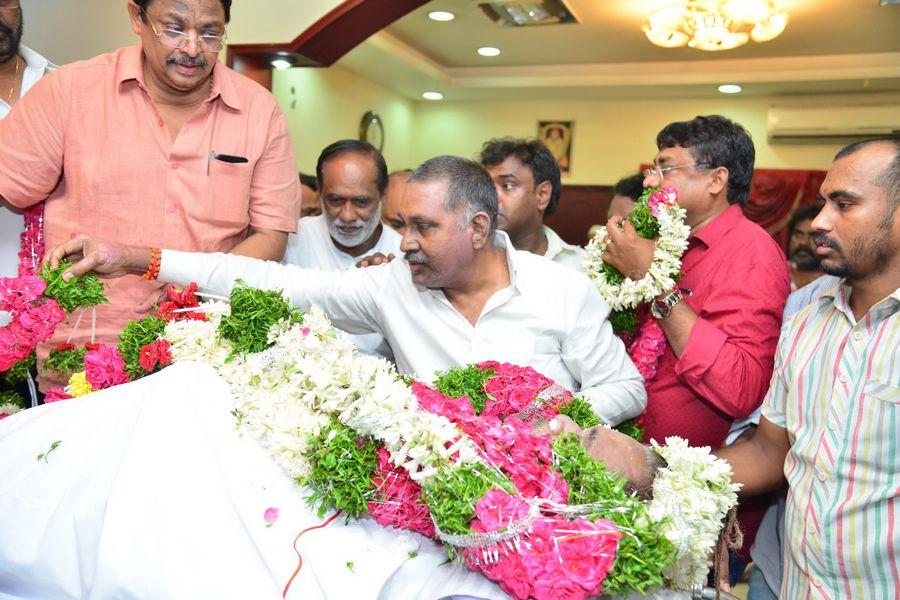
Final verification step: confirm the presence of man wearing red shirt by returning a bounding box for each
[604,115,790,580]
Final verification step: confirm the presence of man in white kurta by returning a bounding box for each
[283,140,401,358]
[52,156,647,425]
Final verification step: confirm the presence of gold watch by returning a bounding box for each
[650,288,683,320]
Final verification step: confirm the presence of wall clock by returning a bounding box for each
[358,110,384,152]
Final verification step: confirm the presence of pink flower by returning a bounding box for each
[367,447,435,537]
[471,489,530,532]
[43,388,73,403]
[83,344,129,389]
[264,507,280,527]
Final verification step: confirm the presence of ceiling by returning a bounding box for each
[336,0,900,101]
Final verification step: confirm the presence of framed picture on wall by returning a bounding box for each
[538,120,573,175]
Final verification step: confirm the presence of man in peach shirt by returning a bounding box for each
[0,0,300,390]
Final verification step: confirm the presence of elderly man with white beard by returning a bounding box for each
[283,140,401,357]
[50,155,647,426]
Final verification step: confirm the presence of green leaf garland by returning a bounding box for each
[421,462,513,536]
[3,352,35,385]
[558,396,601,429]
[304,418,379,519]
[432,364,495,415]
[43,346,88,379]
[552,434,675,595]
[218,280,302,355]
[39,260,107,312]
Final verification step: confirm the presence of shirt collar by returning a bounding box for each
[690,204,744,249]
[18,45,55,72]
[821,279,900,319]
[115,44,242,111]
[542,225,575,261]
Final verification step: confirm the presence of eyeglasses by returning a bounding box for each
[142,10,226,54]
[0,0,20,11]
[643,162,710,181]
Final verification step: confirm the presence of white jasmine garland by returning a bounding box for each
[584,194,690,311]
[648,436,741,590]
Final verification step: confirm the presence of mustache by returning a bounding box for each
[404,252,428,265]
[813,233,841,251]
[166,55,209,69]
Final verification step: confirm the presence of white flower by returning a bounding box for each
[648,437,741,590]
[584,202,690,310]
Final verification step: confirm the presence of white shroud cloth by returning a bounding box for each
[0,362,507,600]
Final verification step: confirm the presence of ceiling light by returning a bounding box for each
[428,10,455,22]
[643,0,790,52]
[718,84,742,94]
[477,1,578,28]
[477,46,501,57]
[271,59,292,70]
[422,91,444,100]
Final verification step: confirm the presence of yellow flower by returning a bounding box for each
[66,371,94,397]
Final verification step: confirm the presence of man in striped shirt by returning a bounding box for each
[554,136,899,599]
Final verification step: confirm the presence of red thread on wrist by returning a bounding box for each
[140,247,161,281]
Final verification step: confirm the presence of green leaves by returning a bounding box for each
[433,364,495,415]
[421,463,513,535]
[37,440,62,463]
[552,434,675,595]
[218,280,302,355]
[39,260,107,312]
[118,316,167,378]
[609,308,638,334]
[304,418,378,519]
[558,396,601,429]
[43,346,88,379]
[612,418,645,443]
[628,190,661,239]
[3,352,35,385]
[0,390,26,409]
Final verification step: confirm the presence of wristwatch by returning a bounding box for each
[650,288,683,320]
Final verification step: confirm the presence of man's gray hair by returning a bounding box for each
[408,156,499,231]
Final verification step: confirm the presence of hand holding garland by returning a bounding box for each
[48,235,154,282]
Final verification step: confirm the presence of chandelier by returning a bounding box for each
[643,0,790,51]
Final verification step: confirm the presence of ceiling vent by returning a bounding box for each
[476,0,578,28]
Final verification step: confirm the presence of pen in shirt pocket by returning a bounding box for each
[207,151,249,175]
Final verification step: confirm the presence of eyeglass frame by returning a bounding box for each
[642,162,712,181]
[138,6,227,54]
[0,0,20,12]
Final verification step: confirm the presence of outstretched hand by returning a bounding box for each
[48,235,145,281]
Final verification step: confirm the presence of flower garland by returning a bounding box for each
[585,186,689,391]
[8,280,739,598]
[0,275,65,372]
[18,203,45,277]
[585,186,690,319]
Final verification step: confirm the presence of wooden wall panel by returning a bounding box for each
[544,185,613,247]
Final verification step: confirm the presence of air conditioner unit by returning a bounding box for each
[767,103,900,144]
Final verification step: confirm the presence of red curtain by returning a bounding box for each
[745,168,826,250]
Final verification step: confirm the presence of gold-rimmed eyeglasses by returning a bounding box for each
[141,10,226,54]
[643,162,711,181]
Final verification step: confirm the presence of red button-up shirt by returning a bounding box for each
[641,204,790,448]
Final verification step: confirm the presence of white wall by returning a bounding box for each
[273,65,416,175]
[20,0,341,65]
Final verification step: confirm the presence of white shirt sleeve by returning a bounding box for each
[560,283,648,426]
[159,250,383,335]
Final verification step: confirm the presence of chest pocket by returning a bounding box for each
[198,158,252,228]
[864,379,900,405]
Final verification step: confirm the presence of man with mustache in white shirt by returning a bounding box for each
[50,155,647,425]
